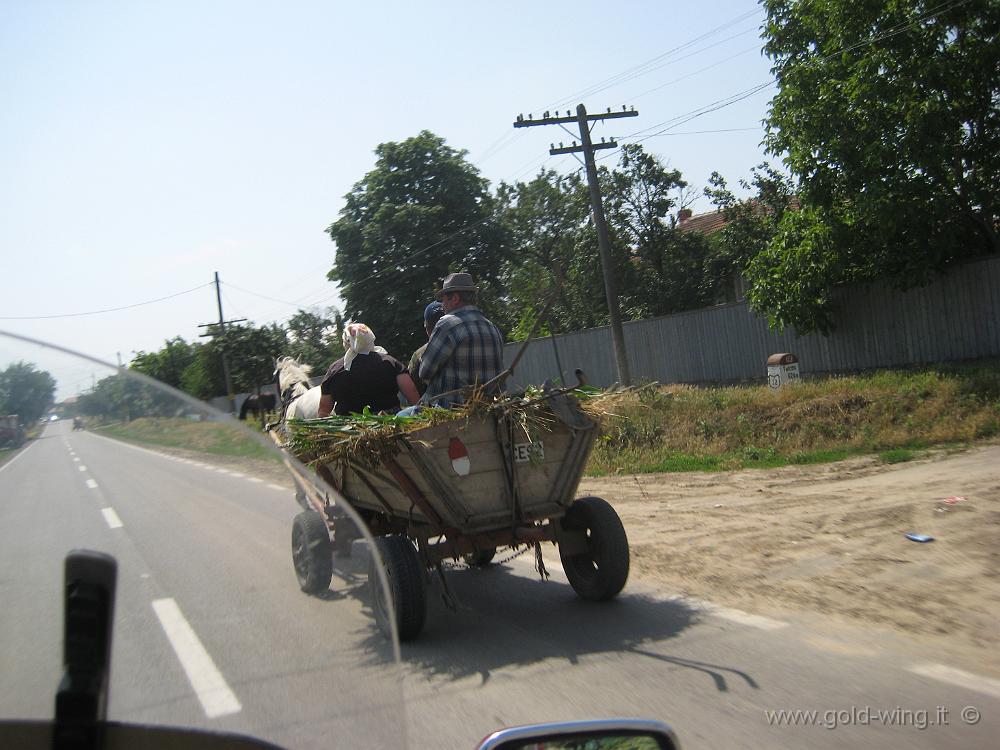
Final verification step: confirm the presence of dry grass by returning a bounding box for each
[97,417,278,461]
[588,362,1000,475]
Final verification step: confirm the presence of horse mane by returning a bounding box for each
[274,357,313,393]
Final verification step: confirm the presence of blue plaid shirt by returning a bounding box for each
[419,306,505,407]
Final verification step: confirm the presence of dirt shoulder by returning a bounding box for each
[580,444,1000,673]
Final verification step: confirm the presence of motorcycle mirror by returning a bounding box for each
[477,718,679,750]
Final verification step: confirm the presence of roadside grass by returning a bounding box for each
[95,417,278,462]
[0,447,14,467]
[587,360,1000,475]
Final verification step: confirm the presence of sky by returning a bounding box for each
[0,0,777,399]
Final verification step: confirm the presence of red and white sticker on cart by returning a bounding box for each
[513,442,545,463]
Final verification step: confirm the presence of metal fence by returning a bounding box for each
[503,255,1000,389]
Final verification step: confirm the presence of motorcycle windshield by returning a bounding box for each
[0,331,406,749]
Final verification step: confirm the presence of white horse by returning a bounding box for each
[274,357,322,420]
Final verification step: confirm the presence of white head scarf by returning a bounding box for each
[341,322,387,371]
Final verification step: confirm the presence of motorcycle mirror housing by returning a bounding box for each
[477,718,679,750]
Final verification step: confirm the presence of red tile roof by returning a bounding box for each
[677,209,728,235]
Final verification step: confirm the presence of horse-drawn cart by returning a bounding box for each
[279,385,629,641]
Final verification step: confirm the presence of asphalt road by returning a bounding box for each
[1,421,997,749]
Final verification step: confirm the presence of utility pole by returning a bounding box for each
[198,272,246,415]
[514,104,637,385]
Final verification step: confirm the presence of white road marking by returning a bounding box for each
[101,508,123,529]
[698,603,789,631]
[85,478,98,489]
[151,598,242,719]
[85,431,288,494]
[0,442,35,474]
[909,663,1000,700]
[78,465,87,471]
[73,457,80,462]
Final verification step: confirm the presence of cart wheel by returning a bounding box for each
[559,496,630,601]
[369,536,427,641]
[462,548,496,567]
[291,511,333,595]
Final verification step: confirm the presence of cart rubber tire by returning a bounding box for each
[559,496,630,601]
[291,511,333,595]
[369,536,427,642]
[462,548,496,567]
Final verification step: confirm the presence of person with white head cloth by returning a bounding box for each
[317,322,421,418]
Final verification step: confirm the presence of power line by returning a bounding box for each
[222,282,310,310]
[545,7,764,111]
[629,44,761,102]
[614,0,971,151]
[0,282,214,321]
[469,8,765,175]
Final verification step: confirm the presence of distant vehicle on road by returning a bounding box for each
[72,416,84,431]
[49,414,59,422]
[0,415,26,448]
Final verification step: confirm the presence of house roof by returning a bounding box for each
[677,209,728,235]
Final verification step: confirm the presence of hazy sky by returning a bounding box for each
[1,1,776,398]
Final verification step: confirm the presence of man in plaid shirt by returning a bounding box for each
[419,272,505,407]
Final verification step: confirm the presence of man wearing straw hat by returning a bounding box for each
[419,272,505,408]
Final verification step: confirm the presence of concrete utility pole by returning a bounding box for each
[198,272,246,415]
[514,104,637,385]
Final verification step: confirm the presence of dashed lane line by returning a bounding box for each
[84,432,291,493]
[101,507,124,529]
[85,479,98,489]
[151,598,242,719]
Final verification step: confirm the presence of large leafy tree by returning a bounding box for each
[0,362,56,423]
[602,144,713,318]
[327,130,506,359]
[216,323,289,394]
[703,163,798,302]
[285,308,344,373]
[494,170,596,338]
[130,337,200,391]
[757,0,1000,332]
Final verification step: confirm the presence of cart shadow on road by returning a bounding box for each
[342,561,757,693]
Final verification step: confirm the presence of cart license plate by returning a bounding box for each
[513,441,544,463]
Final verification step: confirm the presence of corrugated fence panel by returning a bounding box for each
[504,256,1000,388]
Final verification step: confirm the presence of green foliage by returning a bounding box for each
[703,163,798,302]
[76,374,177,422]
[880,448,915,464]
[130,337,199,391]
[285,308,344,373]
[496,145,719,341]
[0,361,56,423]
[603,144,716,317]
[326,130,505,359]
[215,322,289,394]
[493,169,606,337]
[758,0,1000,333]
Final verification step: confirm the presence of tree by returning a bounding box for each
[494,170,593,338]
[216,323,289,394]
[285,308,344,373]
[758,0,1000,332]
[0,362,56,423]
[703,163,798,302]
[602,144,713,318]
[326,130,506,359]
[130,337,199,391]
